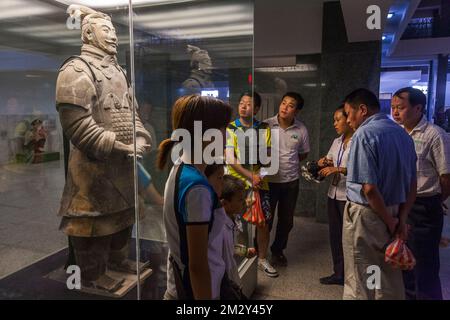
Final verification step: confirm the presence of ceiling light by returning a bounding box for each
[0,1,56,20]
[256,64,318,73]
[160,23,252,38]
[133,4,246,23]
[387,12,395,19]
[139,12,251,29]
[54,0,196,9]
[174,29,252,40]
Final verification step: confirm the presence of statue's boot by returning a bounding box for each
[108,226,149,274]
[71,235,125,293]
[84,274,124,292]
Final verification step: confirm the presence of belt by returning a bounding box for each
[346,198,369,207]
[416,193,441,200]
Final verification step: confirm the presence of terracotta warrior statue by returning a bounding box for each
[55,5,152,292]
[181,44,214,94]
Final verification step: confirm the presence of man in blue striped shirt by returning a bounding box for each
[342,88,417,300]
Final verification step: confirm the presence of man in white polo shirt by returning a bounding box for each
[392,87,450,300]
[265,92,310,266]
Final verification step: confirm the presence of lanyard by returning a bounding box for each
[336,136,345,168]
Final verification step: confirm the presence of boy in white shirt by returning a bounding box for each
[205,165,256,295]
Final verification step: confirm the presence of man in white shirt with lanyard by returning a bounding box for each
[391,87,450,300]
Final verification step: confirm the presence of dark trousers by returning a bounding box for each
[403,195,444,300]
[327,197,345,279]
[268,180,300,254]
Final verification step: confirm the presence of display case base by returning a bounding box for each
[0,239,168,300]
[45,266,152,298]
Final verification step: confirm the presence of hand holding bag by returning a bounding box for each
[242,190,266,227]
[385,238,416,271]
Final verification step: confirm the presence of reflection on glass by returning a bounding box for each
[0,0,137,299]
[181,45,214,95]
[132,0,254,300]
[0,0,254,300]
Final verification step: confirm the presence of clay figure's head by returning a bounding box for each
[68,5,118,56]
[187,45,212,74]
[274,77,288,96]
[31,118,43,130]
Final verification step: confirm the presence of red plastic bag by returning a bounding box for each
[242,191,266,227]
[385,238,416,270]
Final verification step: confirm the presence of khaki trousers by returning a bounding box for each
[342,201,405,300]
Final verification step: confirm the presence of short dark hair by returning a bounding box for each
[282,92,304,110]
[393,87,427,114]
[335,104,346,117]
[344,88,380,112]
[240,91,262,108]
[204,163,224,178]
[221,175,246,201]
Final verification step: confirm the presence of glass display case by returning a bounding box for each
[0,0,255,300]
[131,0,255,299]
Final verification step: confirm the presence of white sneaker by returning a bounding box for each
[258,258,279,277]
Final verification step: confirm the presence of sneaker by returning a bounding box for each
[319,274,344,286]
[271,252,288,267]
[258,258,279,277]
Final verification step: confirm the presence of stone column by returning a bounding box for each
[434,53,448,122]
[438,0,450,37]
[313,1,381,222]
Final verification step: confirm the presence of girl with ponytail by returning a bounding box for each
[161,95,232,300]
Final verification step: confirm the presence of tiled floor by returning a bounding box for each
[0,161,67,279]
[254,213,450,300]
[0,160,167,279]
[1,160,449,300]
[441,206,450,300]
[254,216,343,300]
